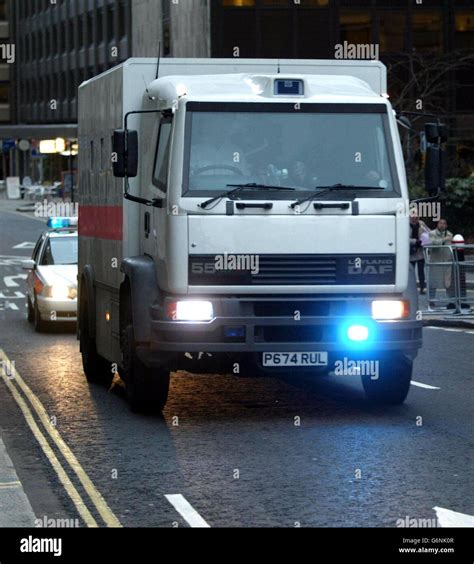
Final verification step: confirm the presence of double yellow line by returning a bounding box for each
[0,349,122,528]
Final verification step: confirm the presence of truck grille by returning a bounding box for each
[189,254,396,286]
[253,256,336,285]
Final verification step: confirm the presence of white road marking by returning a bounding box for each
[0,481,22,489]
[0,257,30,266]
[411,381,440,390]
[425,326,474,334]
[4,274,27,287]
[0,292,25,299]
[165,494,210,528]
[434,506,474,527]
[0,302,19,310]
[12,242,35,250]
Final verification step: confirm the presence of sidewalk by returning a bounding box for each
[0,435,36,526]
[0,196,39,215]
[419,286,474,329]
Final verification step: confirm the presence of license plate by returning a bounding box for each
[262,352,328,367]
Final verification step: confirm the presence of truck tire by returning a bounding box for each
[121,325,170,413]
[361,355,412,405]
[79,295,112,385]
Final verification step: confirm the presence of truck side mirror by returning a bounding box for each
[112,129,138,178]
[424,123,447,196]
[397,115,412,130]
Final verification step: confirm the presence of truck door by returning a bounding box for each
[143,114,173,259]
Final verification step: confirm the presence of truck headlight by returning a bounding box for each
[372,300,409,320]
[167,300,214,321]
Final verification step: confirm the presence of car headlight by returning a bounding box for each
[372,300,409,320]
[45,285,76,300]
[167,300,214,321]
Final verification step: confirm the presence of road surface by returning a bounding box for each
[0,206,472,528]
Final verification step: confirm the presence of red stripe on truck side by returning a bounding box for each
[79,205,123,240]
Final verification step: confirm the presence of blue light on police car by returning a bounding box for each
[47,217,77,229]
[347,324,370,342]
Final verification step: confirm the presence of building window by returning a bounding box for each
[340,10,372,45]
[107,5,115,43]
[222,0,255,6]
[162,0,171,56]
[78,16,84,46]
[378,11,406,53]
[97,9,104,43]
[87,12,94,45]
[455,12,474,51]
[259,10,293,57]
[299,0,329,5]
[118,1,127,38]
[412,11,443,53]
[456,67,474,112]
[0,83,9,103]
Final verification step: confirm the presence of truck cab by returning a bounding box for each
[78,59,444,412]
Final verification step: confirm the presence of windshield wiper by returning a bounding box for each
[290,184,382,209]
[199,183,296,210]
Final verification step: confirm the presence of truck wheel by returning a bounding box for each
[79,297,113,385]
[361,355,412,405]
[122,325,170,413]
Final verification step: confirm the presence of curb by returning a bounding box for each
[0,436,37,527]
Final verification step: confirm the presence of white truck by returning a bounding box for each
[78,58,445,412]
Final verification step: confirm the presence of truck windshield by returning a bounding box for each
[183,104,397,196]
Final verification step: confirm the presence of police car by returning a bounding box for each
[22,218,78,332]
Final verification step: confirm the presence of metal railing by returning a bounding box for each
[422,244,474,315]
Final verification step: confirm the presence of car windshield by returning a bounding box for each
[184,105,396,195]
[41,236,78,266]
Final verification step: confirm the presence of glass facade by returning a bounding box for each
[9,0,131,125]
[211,0,474,148]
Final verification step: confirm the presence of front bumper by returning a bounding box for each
[37,296,77,322]
[148,295,422,354]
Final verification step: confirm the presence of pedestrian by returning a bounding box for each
[445,234,471,311]
[409,213,429,294]
[427,218,453,308]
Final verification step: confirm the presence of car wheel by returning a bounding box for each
[27,296,34,323]
[34,299,47,332]
[361,355,412,405]
[121,324,170,413]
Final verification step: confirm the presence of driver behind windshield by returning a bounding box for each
[287,160,316,189]
[190,119,249,176]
